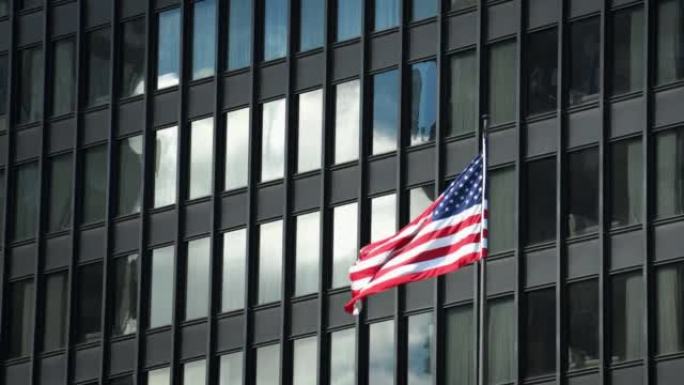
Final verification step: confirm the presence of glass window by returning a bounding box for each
[293,337,318,385]
[568,280,599,370]
[300,0,324,51]
[449,51,477,136]
[18,47,44,123]
[297,89,323,173]
[183,359,206,385]
[222,228,247,312]
[7,279,35,358]
[189,117,215,199]
[408,313,433,385]
[185,237,211,320]
[154,126,178,207]
[41,272,68,351]
[524,289,556,377]
[20,0,41,10]
[656,263,684,355]
[117,135,143,216]
[111,254,139,337]
[413,0,437,21]
[228,0,252,70]
[488,40,517,125]
[409,185,434,219]
[220,352,244,385]
[330,329,355,385]
[264,0,288,61]
[48,154,73,232]
[258,220,283,304]
[86,29,111,106]
[0,0,7,17]
[261,99,286,182]
[489,168,515,253]
[371,193,396,242]
[526,28,558,115]
[13,162,39,241]
[486,298,515,385]
[410,60,437,145]
[612,7,644,94]
[147,367,170,385]
[655,127,684,218]
[76,263,103,344]
[150,246,175,328]
[256,344,280,385]
[568,148,599,236]
[369,320,395,385]
[157,8,181,89]
[120,18,146,98]
[193,0,216,80]
[611,139,643,227]
[375,0,400,31]
[82,145,108,224]
[445,306,474,385]
[373,70,399,155]
[332,202,358,288]
[52,39,76,116]
[612,272,644,363]
[569,17,600,105]
[225,108,250,190]
[525,157,556,245]
[337,0,362,41]
[450,0,476,11]
[656,0,684,85]
[334,80,360,164]
[0,55,7,131]
[295,212,320,296]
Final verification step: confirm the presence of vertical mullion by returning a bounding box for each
[598,0,609,384]
[475,1,486,384]
[514,0,525,383]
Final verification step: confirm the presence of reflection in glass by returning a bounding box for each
[408,313,433,385]
[612,272,643,363]
[256,344,280,385]
[86,29,111,106]
[220,352,244,385]
[222,229,247,312]
[488,40,517,125]
[48,154,73,232]
[82,145,108,223]
[264,0,288,61]
[335,80,360,163]
[0,0,6,17]
[487,298,515,384]
[18,47,43,123]
[525,157,556,245]
[526,28,558,115]
[150,246,175,328]
[449,51,477,136]
[525,289,556,377]
[157,9,181,89]
[375,0,400,31]
[52,39,75,116]
[409,185,435,219]
[13,163,39,241]
[193,0,216,80]
[111,254,139,337]
[41,272,68,351]
[371,193,396,242]
[656,263,684,355]
[226,108,250,189]
[120,18,146,98]
[300,0,324,51]
[331,329,355,385]
[148,367,170,385]
[0,55,7,130]
[656,0,684,85]
[445,306,474,384]
[369,320,395,385]
[373,70,399,154]
[489,168,515,253]
[413,0,437,21]
[337,0,362,41]
[611,139,643,226]
[190,117,214,199]
[293,337,318,385]
[655,128,684,218]
[185,237,211,320]
[569,18,600,105]
[7,280,34,358]
[258,220,283,304]
[228,0,252,70]
[76,263,103,343]
[612,7,644,94]
[261,99,286,182]
[154,126,178,207]
[568,148,598,236]
[410,61,437,145]
[183,359,207,385]
[332,202,358,288]
[118,135,144,216]
[296,212,320,296]
[298,89,323,173]
[568,280,599,369]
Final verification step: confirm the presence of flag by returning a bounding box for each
[345,154,488,314]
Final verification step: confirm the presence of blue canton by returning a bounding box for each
[432,155,484,221]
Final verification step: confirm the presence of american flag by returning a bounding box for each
[345,154,488,314]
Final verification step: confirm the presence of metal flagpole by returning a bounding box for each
[478,115,489,385]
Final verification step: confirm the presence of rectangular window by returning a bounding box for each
[568,280,599,370]
[297,89,323,173]
[569,17,600,105]
[611,272,644,363]
[220,352,244,385]
[0,0,7,17]
[407,313,434,385]
[120,18,146,98]
[13,162,39,241]
[445,306,474,384]
[330,329,356,385]
[41,272,68,351]
[258,220,283,304]
[295,212,320,296]
[489,168,515,253]
[526,28,558,115]
[525,157,556,245]
[409,185,435,219]
[51,39,76,116]
[656,0,684,85]
[334,80,360,164]
[611,139,643,227]
[0,55,7,131]
[183,359,207,385]
[568,148,599,236]
[189,117,214,199]
[488,40,517,125]
[293,337,318,385]
[410,60,437,145]
[193,0,217,80]
[222,229,247,312]
[154,126,178,208]
[369,320,395,385]
[373,70,399,155]
[524,288,556,377]
[486,298,515,384]
[149,246,175,328]
[7,279,34,358]
[412,0,437,21]
[185,237,211,320]
[656,263,684,355]
[612,7,644,94]
[82,145,108,224]
[18,46,44,123]
[332,202,358,288]
[48,154,73,232]
[371,193,397,242]
[375,0,400,31]
[655,127,684,218]
[157,9,181,89]
[228,0,252,70]
[256,345,280,385]
[76,263,103,344]
[449,51,477,136]
[300,0,324,51]
[117,135,143,216]
[111,254,139,337]
[261,98,286,182]
[86,28,111,106]
[337,0,362,41]
[264,0,288,61]
[148,368,170,385]
[225,108,250,190]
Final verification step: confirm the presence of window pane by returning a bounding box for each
[612,272,644,363]
[450,0,476,11]
[48,154,73,232]
[568,280,599,369]
[612,7,644,94]
[373,70,399,154]
[489,168,515,253]
[111,254,139,337]
[82,145,108,223]
[300,0,324,51]
[20,0,40,10]
[525,157,556,245]
[330,329,355,385]
[256,345,280,385]
[220,352,244,385]
[192,0,216,80]
[408,313,433,385]
[185,237,211,320]
[295,212,320,296]
[488,41,516,125]
[76,263,103,343]
[7,280,34,358]
[375,0,400,31]
[0,55,7,130]
[258,220,283,304]
[410,60,437,145]
[524,289,555,377]
[568,148,599,236]
[337,0,362,41]
[13,163,39,241]
[86,29,111,106]
[335,80,360,164]
[117,135,143,216]
[611,139,643,227]
[332,202,358,288]
[148,368,170,385]
[120,18,146,98]
[526,28,558,115]
[18,47,44,123]
[656,263,684,354]
[413,0,437,21]
[372,193,396,242]
[154,126,178,207]
[409,185,435,219]
[225,108,250,189]
[655,127,684,218]
[369,320,395,385]
[445,306,474,385]
[293,337,318,385]
[569,18,600,105]
[264,0,288,61]
[150,246,175,328]
[183,360,206,385]
[222,229,246,312]
[298,89,323,173]
[41,272,68,351]
[449,51,477,136]
[189,117,215,199]
[486,298,515,384]
[52,39,75,115]
[261,99,286,182]
[228,0,252,70]
[656,0,684,85]
[157,9,181,89]
[0,0,6,17]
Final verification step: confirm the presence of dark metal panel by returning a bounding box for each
[155,0,180,10]
[85,0,112,28]
[487,1,520,41]
[485,257,515,295]
[78,226,106,262]
[365,289,394,321]
[216,314,245,352]
[18,12,44,47]
[9,243,37,278]
[108,338,136,376]
[184,200,212,238]
[329,165,359,204]
[0,20,8,51]
[295,53,324,91]
[188,81,216,119]
[73,346,101,383]
[292,174,321,213]
[290,298,319,336]
[147,209,177,246]
[568,107,600,148]
[223,72,252,109]
[442,264,474,304]
[524,248,557,288]
[180,322,208,359]
[610,230,644,271]
[259,62,288,100]
[610,97,645,138]
[526,118,558,157]
[13,126,41,162]
[567,239,600,278]
[406,147,435,186]
[444,138,477,177]
[367,156,397,195]
[220,192,248,229]
[0,133,6,166]
[447,12,477,51]
[567,373,599,385]
[332,43,361,81]
[654,86,684,128]
[326,291,355,329]
[489,128,516,166]
[404,280,433,312]
[48,118,76,154]
[654,220,684,262]
[409,22,438,61]
[117,100,145,137]
[253,306,282,344]
[120,0,147,19]
[569,0,601,18]
[144,330,172,367]
[113,218,141,255]
[152,91,180,127]
[39,354,66,385]
[610,365,644,385]
[528,0,560,29]
[82,108,110,145]
[44,235,72,271]
[51,2,79,37]
[4,362,31,384]
[256,183,285,221]
[655,358,684,385]
[370,32,401,71]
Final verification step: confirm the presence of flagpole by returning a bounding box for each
[478,115,489,385]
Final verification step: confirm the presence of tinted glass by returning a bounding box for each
[222,229,247,312]
[568,280,599,369]
[488,40,517,125]
[300,0,324,51]
[369,320,395,385]
[655,127,684,218]
[20,0,40,9]
[373,70,399,155]
[0,55,7,130]
[409,185,435,219]
[335,80,360,163]
[371,193,396,242]
[52,39,75,116]
[449,51,478,136]
[86,29,111,106]
[220,352,244,385]
[157,9,181,89]
[82,145,108,223]
[526,28,558,115]
[525,157,556,245]
[611,139,643,227]
[120,18,146,98]
[258,220,283,304]
[264,0,288,61]
[410,60,437,145]
[7,280,34,357]
[489,168,515,253]
[293,337,318,385]
[413,0,437,21]
[228,0,252,70]
[183,359,207,385]
[117,135,143,216]
[193,0,216,80]
[148,368,170,385]
[612,7,644,94]
[189,117,214,199]
[41,272,68,351]
[154,126,178,207]
[337,0,362,41]
[13,163,39,241]
[524,289,556,377]
[656,0,684,85]
[48,154,73,232]
[18,47,43,123]
[185,237,211,320]
[332,202,358,288]
[295,212,320,296]
[76,263,103,343]
[486,298,515,384]
[150,246,175,328]
[225,108,250,189]
[408,313,433,385]
[330,329,355,385]
[375,0,400,31]
[656,263,684,354]
[568,148,599,236]
[445,306,474,384]
[298,89,323,173]
[256,345,280,385]
[111,254,139,336]
[261,99,286,182]
[612,272,644,363]
[0,0,6,17]
[569,18,600,105]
